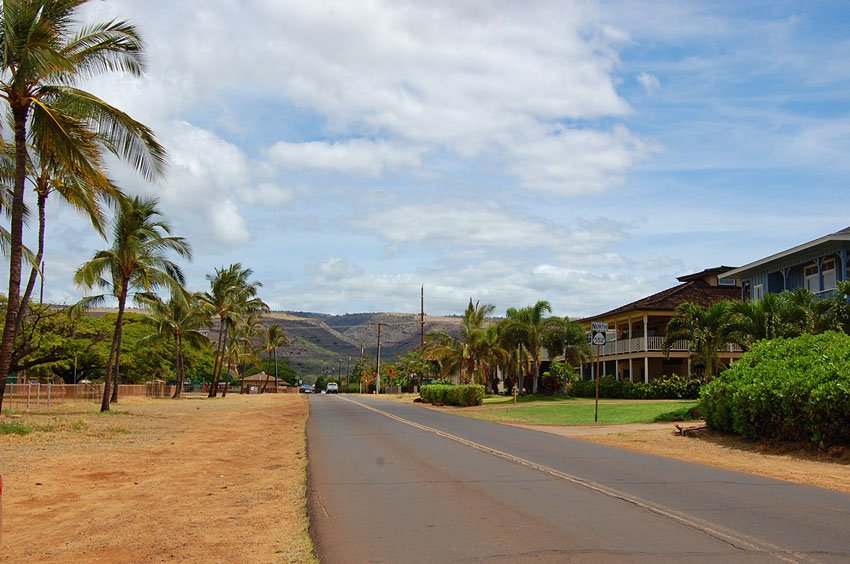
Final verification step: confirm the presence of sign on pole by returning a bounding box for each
[591,322,608,345]
[590,322,608,423]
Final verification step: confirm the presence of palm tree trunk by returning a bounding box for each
[111,338,123,403]
[172,334,183,399]
[532,358,540,394]
[102,284,129,412]
[17,189,48,339]
[209,320,227,397]
[273,348,278,392]
[0,103,30,414]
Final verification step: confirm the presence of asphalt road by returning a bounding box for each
[307,395,850,563]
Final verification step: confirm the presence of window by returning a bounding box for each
[753,284,764,301]
[717,277,736,286]
[804,264,819,292]
[823,259,836,291]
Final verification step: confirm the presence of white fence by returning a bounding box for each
[596,337,743,357]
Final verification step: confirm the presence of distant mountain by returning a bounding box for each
[87,308,462,378]
[266,311,462,377]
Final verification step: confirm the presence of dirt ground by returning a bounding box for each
[0,394,314,564]
[3,393,848,564]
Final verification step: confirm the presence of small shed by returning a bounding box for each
[240,372,288,394]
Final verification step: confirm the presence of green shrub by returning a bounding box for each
[700,332,850,446]
[420,384,485,407]
[569,374,702,400]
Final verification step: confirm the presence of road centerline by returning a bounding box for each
[336,395,814,564]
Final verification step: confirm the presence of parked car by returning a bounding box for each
[326,382,339,394]
[299,384,315,394]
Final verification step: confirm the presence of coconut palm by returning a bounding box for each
[0,0,166,409]
[74,196,190,411]
[138,291,210,398]
[663,302,733,381]
[199,264,268,397]
[424,298,495,384]
[499,300,557,394]
[261,323,290,392]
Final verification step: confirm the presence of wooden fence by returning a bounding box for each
[2,382,178,410]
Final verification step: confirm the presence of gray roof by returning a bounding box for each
[722,227,850,279]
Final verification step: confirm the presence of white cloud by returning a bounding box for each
[267,139,422,177]
[637,72,661,94]
[507,125,660,195]
[240,183,296,207]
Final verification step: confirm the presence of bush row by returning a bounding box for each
[420,384,485,407]
[569,374,702,400]
[700,332,850,446]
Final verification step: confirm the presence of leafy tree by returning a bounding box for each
[542,316,591,394]
[499,300,563,394]
[0,0,165,412]
[663,302,733,381]
[260,322,289,392]
[425,298,495,384]
[138,291,210,398]
[74,196,190,411]
[199,264,267,397]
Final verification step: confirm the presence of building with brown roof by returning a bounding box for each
[580,267,743,382]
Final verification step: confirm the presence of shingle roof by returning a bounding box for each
[582,275,740,323]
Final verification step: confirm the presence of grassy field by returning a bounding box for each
[464,396,699,425]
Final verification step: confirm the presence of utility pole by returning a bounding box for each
[420,285,425,349]
[374,323,387,394]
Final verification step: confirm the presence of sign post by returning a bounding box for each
[590,322,608,423]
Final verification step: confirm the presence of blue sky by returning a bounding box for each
[26,0,850,317]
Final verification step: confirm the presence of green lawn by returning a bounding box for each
[464,398,698,426]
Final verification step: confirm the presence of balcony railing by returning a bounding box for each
[595,337,742,356]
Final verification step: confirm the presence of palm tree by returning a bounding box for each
[261,323,290,392]
[542,316,591,394]
[725,290,826,351]
[138,291,210,398]
[500,300,555,394]
[662,302,732,381]
[0,0,165,410]
[199,264,268,397]
[424,298,495,384]
[74,196,190,411]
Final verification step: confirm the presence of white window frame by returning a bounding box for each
[753,284,764,301]
[822,259,837,291]
[804,263,819,292]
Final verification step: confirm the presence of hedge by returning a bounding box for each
[569,374,702,400]
[420,384,485,407]
[700,332,850,446]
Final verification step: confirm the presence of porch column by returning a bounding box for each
[781,267,790,291]
[840,250,848,282]
[644,356,649,384]
[643,315,648,351]
[629,358,634,382]
[615,359,619,381]
[687,357,691,377]
[817,257,824,292]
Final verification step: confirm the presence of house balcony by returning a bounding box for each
[595,337,743,357]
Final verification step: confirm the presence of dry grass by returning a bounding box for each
[0,394,315,564]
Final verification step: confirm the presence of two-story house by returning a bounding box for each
[580,267,743,382]
[722,227,850,301]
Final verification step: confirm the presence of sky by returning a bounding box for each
[18,0,850,317]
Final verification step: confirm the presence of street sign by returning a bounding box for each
[591,321,608,345]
